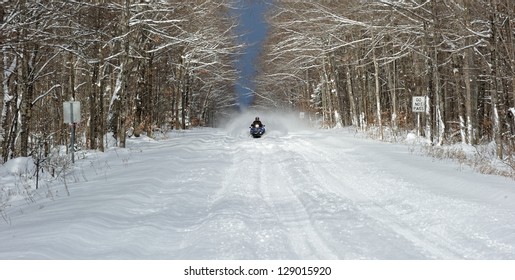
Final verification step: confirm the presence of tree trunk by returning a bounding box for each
[431,0,445,146]
[328,54,341,127]
[18,47,33,157]
[89,59,99,149]
[373,48,383,140]
[463,45,475,144]
[143,53,153,135]
[456,62,466,144]
[505,0,515,108]
[134,61,145,137]
[96,4,105,152]
[490,0,503,159]
[17,0,32,157]
[358,64,367,131]
[1,49,15,161]
[97,52,106,152]
[423,21,434,144]
[173,78,180,130]
[107,0,131,148]
[387,61,398,135]
[345,65,358,127]
[181,68,191,130]
[433,46,445,146]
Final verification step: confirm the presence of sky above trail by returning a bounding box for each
[233,0,269,109]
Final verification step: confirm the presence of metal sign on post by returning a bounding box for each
[63,101,80,124]
[412,96,426,112]
[63,101,80,163]
[412,96,426,137]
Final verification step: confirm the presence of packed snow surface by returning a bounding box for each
[1,114,515,259]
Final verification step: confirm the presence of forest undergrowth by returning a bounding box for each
[361,126,515,180]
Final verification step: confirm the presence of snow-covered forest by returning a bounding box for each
[0,0,241,160]
[0,0,515,171]
[1,0,515,264]
[256,0,515,158]
[0,0,514,166]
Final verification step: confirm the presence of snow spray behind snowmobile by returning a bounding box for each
[250,124,265,138]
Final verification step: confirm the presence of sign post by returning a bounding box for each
[412,96,426,136]
[63,101,80,163]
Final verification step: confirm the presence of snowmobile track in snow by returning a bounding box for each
[1,126,514,259]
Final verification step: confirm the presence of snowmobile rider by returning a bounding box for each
[251,117,263,127]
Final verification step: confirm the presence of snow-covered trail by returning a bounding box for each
[1,123,515,260]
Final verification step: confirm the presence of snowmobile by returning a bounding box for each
[250,124,265,138]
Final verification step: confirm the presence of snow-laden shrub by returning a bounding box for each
[0,145,78,223]
[0,157,37,223]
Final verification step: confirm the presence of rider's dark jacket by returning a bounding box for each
[251,120,263,127]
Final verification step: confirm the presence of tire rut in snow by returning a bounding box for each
[289,138,464,259]
[182,138,292,259]
[256,140,339,259]
[198,137,339,259]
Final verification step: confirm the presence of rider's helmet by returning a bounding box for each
[255,117,260,121]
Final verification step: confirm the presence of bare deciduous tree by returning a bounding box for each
[257,0,514,159]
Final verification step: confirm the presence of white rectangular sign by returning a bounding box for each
[63,101,81,123]
[412,96,426,112]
